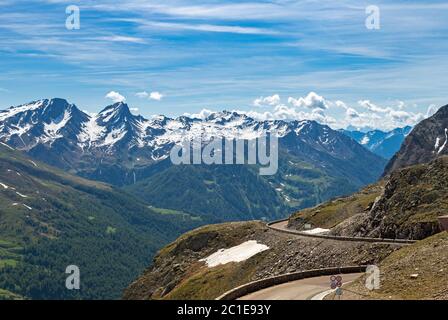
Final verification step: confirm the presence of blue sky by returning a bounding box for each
[0,0,447,130]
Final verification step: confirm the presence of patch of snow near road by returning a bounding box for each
[200,240,269,267]
[23,204,32,210]
[0,182,9,189]
[302,228,330,235]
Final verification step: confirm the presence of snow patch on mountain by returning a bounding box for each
[0,100,44,121]
[361,136,370,145]
[78,114,105,148]
[437,128,448,154]
[435,137,441,150]
[100,125,127,147]
[200,240,269,267]
[7,123,32,138]
[43,110,72,142]
[302,228,330,235]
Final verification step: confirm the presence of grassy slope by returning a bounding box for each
[0,143,202,299]
[158,222,268,300]
[123,221,268,300]
[125,164,287,222]
[288,182,384,230]
[343,231,448,300]
[124,151,366,223]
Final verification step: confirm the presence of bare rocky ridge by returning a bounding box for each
[330,156,448,240]
[384,104,448,175]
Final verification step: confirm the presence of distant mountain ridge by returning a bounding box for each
[0,98,387,218]
[342,126,412,159]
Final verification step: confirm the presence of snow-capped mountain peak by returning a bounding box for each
[0,98,89,148]
[0,98,387,187]
[0,98,380,165]
[98,102,133,124]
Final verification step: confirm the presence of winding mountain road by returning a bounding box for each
[218,219,416,300]
[268,219,415,245]
[238,273,362,300]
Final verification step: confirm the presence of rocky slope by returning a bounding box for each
[330,156,448,240]
[123,221,399,300]
[384,104,448,175]
[288,182,384,230]
[288,154,448,241]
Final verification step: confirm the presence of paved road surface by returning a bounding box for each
[238,273,362,300]
[269,220,414,245]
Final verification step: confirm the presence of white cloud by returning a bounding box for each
[426,104,439,117]
[342,101,426,131]
[136,91,149,98]
[346,107,360,119]
[138,21,277,35]
[389,110,412,122]
[335,100,349,109]
[105,91,126,103]
[149,91,164,101]
[358,100,391,113]
[253,94,280,107]
[136,91,164,101]
[95,35,146,43]
[188,109,213,119]
[244,92,434,130]
[288,92,329,109]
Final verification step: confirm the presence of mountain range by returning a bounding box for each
[342,126,412,159]
[0,98,387,218]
